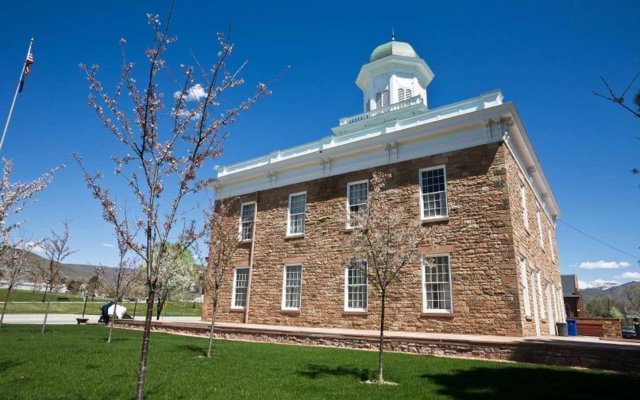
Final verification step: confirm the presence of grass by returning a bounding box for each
[0,325,638,400]
[1,289,202,316]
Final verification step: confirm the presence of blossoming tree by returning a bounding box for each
[74,5,270,398]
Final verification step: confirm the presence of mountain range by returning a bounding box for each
[580,281,640,305]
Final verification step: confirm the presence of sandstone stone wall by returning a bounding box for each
[504,145,563,337]
[205,142,534,336]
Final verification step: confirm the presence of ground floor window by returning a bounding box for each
[345,261,368,311]
[282,265,302,310]
[422,255,452,313]
[232,268,249,308]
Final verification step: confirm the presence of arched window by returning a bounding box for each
[398,88,413,101]
[375,90,390,109]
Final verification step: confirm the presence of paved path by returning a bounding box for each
[1,314,203,325]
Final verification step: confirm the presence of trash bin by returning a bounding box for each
[556,322,568,336]
[566,318,577,336]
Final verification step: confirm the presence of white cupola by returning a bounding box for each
[356,36,434,112]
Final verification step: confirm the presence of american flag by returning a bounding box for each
[18,52,34,93]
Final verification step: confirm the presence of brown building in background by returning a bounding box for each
[561,274,587,318]
[204,39,565,337]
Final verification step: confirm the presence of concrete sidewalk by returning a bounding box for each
[1,314,203,325]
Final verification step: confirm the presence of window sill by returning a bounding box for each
[285,234,305,240]
[421,312,454,318]
[421,216,449,224]
[280,309,301,315]
[240,239,253,244]
[342,310,368,316]
[525,316,533,321]
[230,308,246,313]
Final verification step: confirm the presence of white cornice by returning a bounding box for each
[213,92,560,223]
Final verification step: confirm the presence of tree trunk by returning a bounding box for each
[41,284,48,302]
[206,293,219,358]
[135,291,155,400]
[107,299,118,343]
[156,297,165,320]
[0,283,14,328]
[377,289,386,383]
[41,286,53,334]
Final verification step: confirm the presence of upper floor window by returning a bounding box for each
[345,261,368,311]
[347,181,368,228]
[287,192,306,236]
[420,166,448,219]
[422,255,452,313]
[239,202,256,241]
[520,184,530,231]
[282,264,303,310]
[232,267,250,309]
[375,90,389,109]
[536,211,544,248]
[398,88,412,101]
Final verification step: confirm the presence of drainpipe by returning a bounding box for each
[244,191,259,324]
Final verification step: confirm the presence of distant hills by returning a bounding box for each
[581,281,640,305]
[10,249,113,282]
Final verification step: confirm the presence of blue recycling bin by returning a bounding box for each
[567,318,577,336]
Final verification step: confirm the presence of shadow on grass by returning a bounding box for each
[422,366,640,400]
[298,364,370,381]
[0,360,22,374]
[177,344,207,357]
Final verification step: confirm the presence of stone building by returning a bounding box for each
[204,38,565,337]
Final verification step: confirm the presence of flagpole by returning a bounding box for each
[0,38,35,153]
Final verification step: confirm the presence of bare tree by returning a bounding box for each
[0,238,40,327]
[594,72,640,119]
[202,199,240,358]
[40,221,75,334]
[349,171,423,384]
[625,285,640,314]
[74,5,271,398]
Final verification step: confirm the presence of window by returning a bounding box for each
[520,258,531,317]
[536,211,544,248]
[239,202,256,241]
[422,255,452,313]
[282,265,303,310]
[232,268,249,309]
[398,88,412,101]
[347,181,368,227]
[345,261,368,311]
[548,229,555,262]
[536,271,545,319]
[287,192,306,236]
[520,184,529,231]
[375,90,389,109]
[420,166,448,219]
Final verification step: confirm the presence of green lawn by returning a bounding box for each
[0,289,202,316]
[0,325,637,400]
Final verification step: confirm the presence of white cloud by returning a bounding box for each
[578,279,620,290]
[577,260,631,270]
[174,84,207,102]
[616,272,640,280]
[102,243,114,248]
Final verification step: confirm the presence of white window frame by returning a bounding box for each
[520,257,531,317]
[421,254,453,314]
[239,202,256,242]
[344,261,368,312]
[536,210,544,248]
[287,192,306,237]
[419,165,448,221]
[536,271,545,320]
[231,267,250,310]
[346,180,368,229]
[281,264,303,311]
[520,184,530,231]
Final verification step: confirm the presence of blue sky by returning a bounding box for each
[1,1,638,288]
